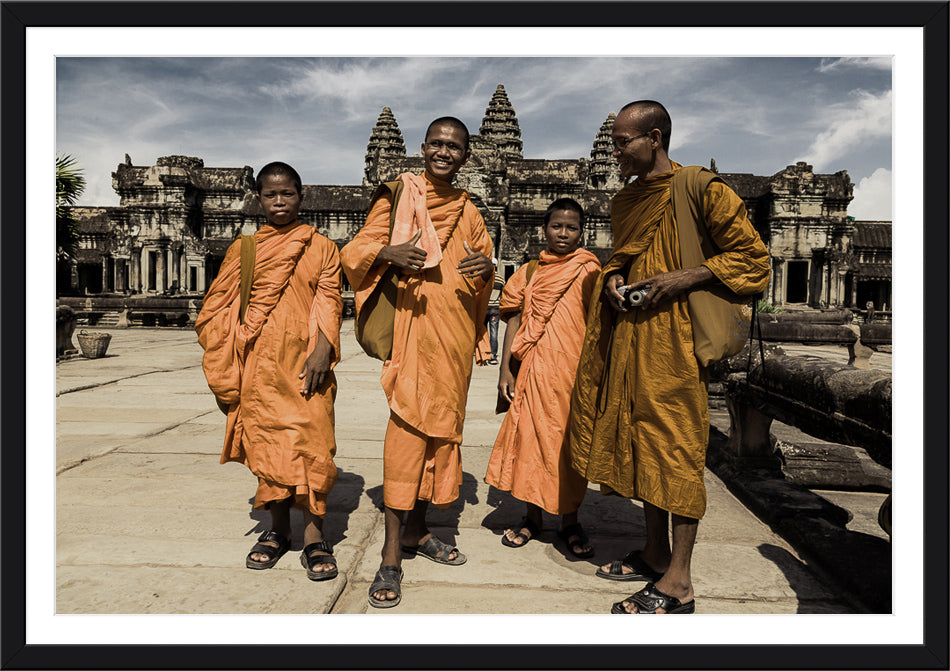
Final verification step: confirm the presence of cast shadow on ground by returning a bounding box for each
[245,468,365,551]
[757,543,850,614]
[480,485,645,566]
[362,471,480,550]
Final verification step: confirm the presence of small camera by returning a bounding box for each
[618,283,652,308]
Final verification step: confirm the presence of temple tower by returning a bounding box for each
[587,112,622,191]
[363,106,407,186]
[478,84,523,160]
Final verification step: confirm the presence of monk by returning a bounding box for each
[340,117,494,608]
[196,161,343,581]
[486,198,601,558]
[570,101,770,613]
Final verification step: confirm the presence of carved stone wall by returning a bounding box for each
[65,88,887,311]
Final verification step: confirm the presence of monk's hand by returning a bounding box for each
[498,365,516,403]
[378,230,427,272]
[299,332,333,397]
[457,241,493,280]
[603,273,629,312]
[633,266,716,310]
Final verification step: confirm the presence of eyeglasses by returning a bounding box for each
[425,139,466,155]
[612,132,651,151]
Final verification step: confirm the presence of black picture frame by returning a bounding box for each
[3,2,947,669]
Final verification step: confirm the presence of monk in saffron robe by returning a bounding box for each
[486,198,601,558]
[340,117,494,608]
[196,162,343,581]
[570,101,770,613]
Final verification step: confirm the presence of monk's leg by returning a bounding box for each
[619,512,697,613]
[402,500,459,562]
[559,509,593,555]
[249,497,292,562]
[503,502,542,546]
[301,509,334,573]
[598,500,669,577]
[371,505,404,603]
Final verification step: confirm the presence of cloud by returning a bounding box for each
[817,57,892,73]
[849,167,892,221]
[793,89,891,171]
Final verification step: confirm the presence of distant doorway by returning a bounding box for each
[785,260,808,303]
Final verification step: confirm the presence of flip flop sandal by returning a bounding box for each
[557,523,595,559]
[246,530,291,570]
[402,535,467,565]
[501,517,541,549]
[595,549,664,582]
[299,540,338,581]
[611,582,696,614]
[368,565,403,609]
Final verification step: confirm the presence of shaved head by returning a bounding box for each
[426,116,470,150]
[618,100,672,152]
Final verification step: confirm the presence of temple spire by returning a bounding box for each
[364,106,406,184]
[588,112,621,190]
[479,84,523,160]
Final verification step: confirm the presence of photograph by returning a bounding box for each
[4,2,947,670]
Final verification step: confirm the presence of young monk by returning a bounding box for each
[340,117,494,608]
[196,162,343,581]
[486,198,602,558]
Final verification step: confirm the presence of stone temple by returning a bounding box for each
[65,84,892,313]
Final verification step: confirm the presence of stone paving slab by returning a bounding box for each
[334,582,839,615]
[53,326,878,615]
[57,565,347,614]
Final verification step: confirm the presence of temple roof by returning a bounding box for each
[853,222,892,248]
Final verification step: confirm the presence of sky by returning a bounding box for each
[56,56,893,220]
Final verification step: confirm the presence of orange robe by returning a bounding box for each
[196,222,343,516]
[485,248,601,514]
[570,164,770,519]
[340,172,492,510]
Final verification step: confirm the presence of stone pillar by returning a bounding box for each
[177,249,186,289]
[130,249,140,293]
[102,257,110,293]
[198,264,207,292]
[773,260,785,306]
[140,247,149,292]
[156,249,166,293]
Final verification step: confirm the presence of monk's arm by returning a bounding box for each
[498,312,522,402]
[301,241,343,396]
[700,181,771,295]
[300,329,333,396]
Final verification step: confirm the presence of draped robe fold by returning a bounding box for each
[486,248,601,514]
[340,172,493,509]
[196,222,343,515]
[569,164,770,519]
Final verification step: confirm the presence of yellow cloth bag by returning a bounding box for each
[672,166,753,366]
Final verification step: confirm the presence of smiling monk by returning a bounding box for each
[341,117,494,608]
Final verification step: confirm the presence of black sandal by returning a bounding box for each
[595,549,664,582]
[299,540,338,581]
[611,582,696,614]
[245,530,291,570]
[501,517,541,548]
[557,523,595,559]
[368,565,403,608]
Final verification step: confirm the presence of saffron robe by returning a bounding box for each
[569,164,770,519]
[340,172,492,508]
[196,222,343,516]
[486,248,601,514]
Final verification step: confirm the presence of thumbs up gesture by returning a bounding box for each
[378,229,427,272]
[457,241,493,279]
